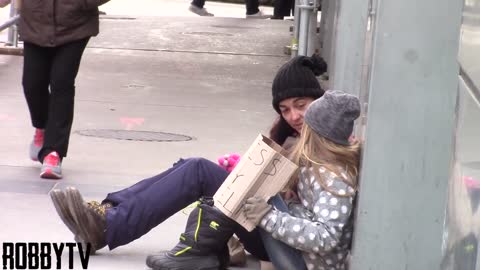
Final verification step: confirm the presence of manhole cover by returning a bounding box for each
[75,129,193,142]
[182,31,233,37]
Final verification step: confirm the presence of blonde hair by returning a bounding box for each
[289,125,361,196]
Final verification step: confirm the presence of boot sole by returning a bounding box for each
[146,252,219,270]
[50,189,84,241]
[40,168,62,179]
[65,187,105,254]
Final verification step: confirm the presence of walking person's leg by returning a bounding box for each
[245,0,260,15]
[245,0,271,18]
[272,0,293,19]
[189,0,214,16]
[191,0,205,8]
[22,42,52,162]
[39,38,89,179]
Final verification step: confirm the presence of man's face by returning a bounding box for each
[278,97,315,133]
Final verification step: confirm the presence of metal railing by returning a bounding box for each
[0,0,20,48]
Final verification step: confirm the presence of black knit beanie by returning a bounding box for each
[272,54,327,113]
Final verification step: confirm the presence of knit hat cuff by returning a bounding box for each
[273,87,323,113]
[305,120,351,146]
[303,90,360,146]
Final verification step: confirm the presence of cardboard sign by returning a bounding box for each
[213,134,298,231]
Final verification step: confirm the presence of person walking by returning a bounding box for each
[17,0,110,179]
[271,0,294,20]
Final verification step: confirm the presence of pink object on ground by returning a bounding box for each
[217,154,241,172]
[464,176,480,189]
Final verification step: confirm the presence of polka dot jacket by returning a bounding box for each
[259,166,356,270]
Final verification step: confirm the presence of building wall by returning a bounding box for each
[349,0,464,269]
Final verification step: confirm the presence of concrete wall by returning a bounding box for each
[350,0,464,269]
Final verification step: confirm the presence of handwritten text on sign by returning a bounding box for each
[213,134,298,231]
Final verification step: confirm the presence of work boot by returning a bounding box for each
[146,198,238,270]
[51,189,90,243]
[50,189,81,238]
[65,187,111,253]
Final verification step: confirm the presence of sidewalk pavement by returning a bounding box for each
[0,0,280,43]
[0,1,293,269]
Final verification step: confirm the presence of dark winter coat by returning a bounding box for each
[19,0,110,47]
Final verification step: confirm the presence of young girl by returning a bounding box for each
[147,90,361,270]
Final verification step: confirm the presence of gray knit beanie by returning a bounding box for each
[304,90,360,145]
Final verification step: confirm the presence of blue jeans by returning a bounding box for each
[259,194,307,270]
[102,158,269,260]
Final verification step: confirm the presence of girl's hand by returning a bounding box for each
[243,196,272,226]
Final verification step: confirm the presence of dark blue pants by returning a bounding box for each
[103,157,269,261]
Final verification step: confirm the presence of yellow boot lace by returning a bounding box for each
[87,201,112,218]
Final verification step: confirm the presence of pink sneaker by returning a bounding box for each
[30,129,44,161]
[40,151,62,179]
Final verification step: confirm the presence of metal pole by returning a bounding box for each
[290,0,301,58]
[319,0,335,65]
[7,0,15,45]
[307,1,319,56]
[297,7,310,56]
[0,14,18,32]
[6,0,18,47]
[317,0,328,54]
[297,0,314,56]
